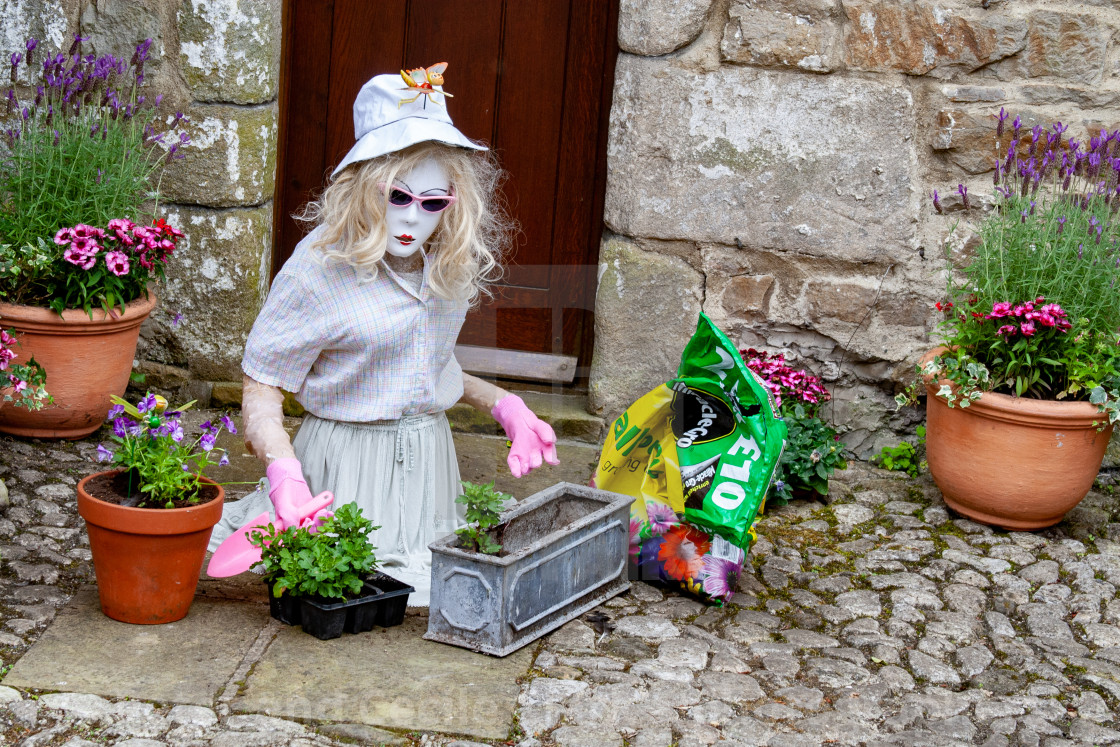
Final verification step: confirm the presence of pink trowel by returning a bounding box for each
[206,491,335,577]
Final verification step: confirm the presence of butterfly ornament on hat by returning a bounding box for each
[207,65,559,586]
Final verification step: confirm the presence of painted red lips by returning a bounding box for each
[395,234,414,244]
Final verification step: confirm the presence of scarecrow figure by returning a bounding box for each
[207,69,558,605]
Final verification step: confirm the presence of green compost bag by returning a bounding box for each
[592,313,786,602]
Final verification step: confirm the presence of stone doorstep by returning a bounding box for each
[202,382,606,444]
[446,389,605,443]
[3,585,531,741]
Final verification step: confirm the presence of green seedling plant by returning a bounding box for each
[769,404,849,504]
[250,503,379,600]
[873,425,927,477]
[455,480,511,555]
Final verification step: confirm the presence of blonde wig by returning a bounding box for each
[296,141,510,305]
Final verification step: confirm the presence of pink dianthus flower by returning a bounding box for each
[63,247,96,270]
[104,251,130,276]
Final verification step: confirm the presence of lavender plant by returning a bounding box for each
[921,110,1120,425]
[0,34,189,312]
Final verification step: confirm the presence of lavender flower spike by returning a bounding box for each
[958,183,970,210]
[932,189,943,214]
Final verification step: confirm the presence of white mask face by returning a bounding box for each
[383,156,452,258]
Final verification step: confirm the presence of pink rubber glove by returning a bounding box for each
[266,458,333,530]
[492,394,559,478]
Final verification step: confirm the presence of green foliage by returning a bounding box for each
[873,426,926,477]
[455,480,511,555]
[100,393,233,508]
[0,328,50,411]
[960,193,1120,344]
[250,503,379,601]
[769,404,849,505]
[924,114,1120,426]
[0,34,188,314]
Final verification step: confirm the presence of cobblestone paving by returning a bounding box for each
[1,426,1120,746]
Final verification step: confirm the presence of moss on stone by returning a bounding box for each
[696,136,776,175]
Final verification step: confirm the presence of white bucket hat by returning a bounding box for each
[331,66,487,177]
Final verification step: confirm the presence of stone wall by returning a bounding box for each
[589,0,1120,456]
[0,0,280,400]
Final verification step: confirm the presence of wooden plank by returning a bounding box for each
[405,0,503,145]
[576,0,620,381]
[457,285,555,352]
[549,0,618,357]
[273,0,335,279]
[325,0,408,170]
[455,344,577,383]
[491,0,571,290]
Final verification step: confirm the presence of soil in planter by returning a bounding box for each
[458,494,602,557]
[84,471,220,509]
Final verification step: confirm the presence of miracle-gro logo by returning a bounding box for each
[671,383,735,448]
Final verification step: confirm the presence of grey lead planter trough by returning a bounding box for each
[425,482,635,656]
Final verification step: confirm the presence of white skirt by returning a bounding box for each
[207,412,464,606]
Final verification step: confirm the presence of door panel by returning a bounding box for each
[275,0,617,372]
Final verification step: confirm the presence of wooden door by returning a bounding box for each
[274,0,618,381]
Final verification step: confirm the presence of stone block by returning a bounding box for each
[0,0,79,56]
[133,361,191,392]
[177,0,281,104]
[159,102,279,208]
[587,237,703,421]
[720,274,775,316]
[209,381,242,408]
[605,55,915,261]
[805,281,929,329]
[153,203,272,381]
[941,86,1008,104]
[618,0,714,56]
[281,390,304,417]
[3,586,268,705]
[841,0,1027,78]
[931,108,999,175]
[233,616,532,740]
[931,106,1110,176]
[1004,11,1110,85]
[80,0,170,92]
[721,3,841,73]
[1018,85,1120,110]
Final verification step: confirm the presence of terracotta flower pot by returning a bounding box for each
[0,292,157,439]
[921,347,1113,530]
[77,470,224,624]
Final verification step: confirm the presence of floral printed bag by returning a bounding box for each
[592,314,786,604]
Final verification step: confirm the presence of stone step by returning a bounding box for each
[445,389,605,444]
[180,380,605,444]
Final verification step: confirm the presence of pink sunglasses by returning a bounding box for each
[378,182,457,213]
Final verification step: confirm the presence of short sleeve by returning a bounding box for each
[241,270,326,392]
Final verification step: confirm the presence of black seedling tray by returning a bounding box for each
[268,572,414,640]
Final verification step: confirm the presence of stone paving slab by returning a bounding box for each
[2,586,267,705]
[232,615,533,740]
